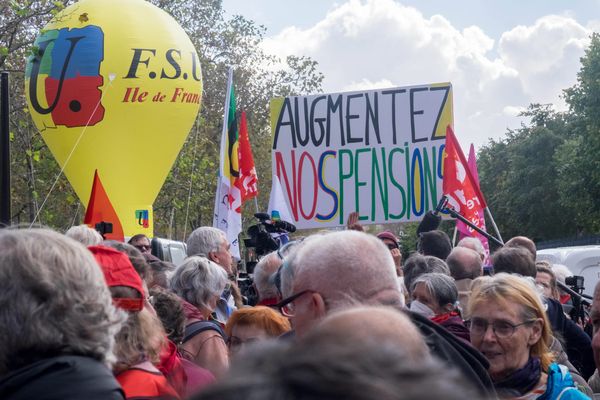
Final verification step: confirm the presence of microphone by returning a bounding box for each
[434,195,448,215]
[272,220,297,233]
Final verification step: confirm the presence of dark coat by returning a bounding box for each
[406,310,496,398]
[439,314,472,345]
[0,355,124,400]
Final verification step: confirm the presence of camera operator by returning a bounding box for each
[240,213,296,306]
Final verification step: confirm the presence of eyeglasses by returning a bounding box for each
[134,244,151,251]
[467,317,537,339]
[276,239,304,260]
[275,289,314,317]
[227,335,259,350]
[385,243,399,250]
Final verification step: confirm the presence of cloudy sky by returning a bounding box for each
[223,0,600,149]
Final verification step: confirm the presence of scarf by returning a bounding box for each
[430,311,460,324]
[494,356,541,398]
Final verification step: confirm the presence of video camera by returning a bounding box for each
[244,212,296,265]
[240,213,296,306]
[565,275,585,294]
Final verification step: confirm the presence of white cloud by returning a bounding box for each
[341,78,394,92]
[499,15,590,108]
[262,0,592,148]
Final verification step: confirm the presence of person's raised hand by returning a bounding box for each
[346,211,364,232]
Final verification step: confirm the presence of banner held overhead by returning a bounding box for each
[270,83,453,230]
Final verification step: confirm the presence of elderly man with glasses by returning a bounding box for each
[128,234,151,254]
[276,230,496,397]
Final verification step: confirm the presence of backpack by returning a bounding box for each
[182,320,226,344]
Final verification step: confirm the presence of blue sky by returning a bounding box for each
[222,0,600,147]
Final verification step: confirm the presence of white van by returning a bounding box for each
[536,245,600,297]
[150,237,187,267]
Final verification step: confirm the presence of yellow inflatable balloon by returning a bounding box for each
[25,0,202,237]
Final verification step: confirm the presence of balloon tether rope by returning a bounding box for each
[30,75,115,228]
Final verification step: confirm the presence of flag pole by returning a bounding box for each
[219,68,234,181]
[254,197,259,214]
[484,206,504,244]
[452,225,458,246]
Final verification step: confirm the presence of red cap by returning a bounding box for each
[89,245,145,312]
[377,231,399,245]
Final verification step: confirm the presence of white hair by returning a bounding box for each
[286,231,400,308]
[170,256,228,311]
[0,228,125,374]
[186,227,225,257]
[253,252,282,300]
[456,237,486,260]
[65,224,103,246]
[551,263,572,284]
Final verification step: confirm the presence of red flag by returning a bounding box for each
[443,126,489,249]
[443,126,487,208]
[455,144,490,260]
[236,111,258,203]
[83,170,124,241]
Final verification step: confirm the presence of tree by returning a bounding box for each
[562,32,600,232]
[148,0,324,239]
[478,104,576,241]
[2,0,80,228]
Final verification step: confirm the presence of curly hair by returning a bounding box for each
[170,256,228,312]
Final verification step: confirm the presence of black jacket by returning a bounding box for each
[0,355,124,400]
[545,297,595,379]
[407,310,497,398]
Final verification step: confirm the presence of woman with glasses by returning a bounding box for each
[468,273,588,399]
[224,307,290,356]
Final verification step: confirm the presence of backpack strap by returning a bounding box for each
[183,320,225,344]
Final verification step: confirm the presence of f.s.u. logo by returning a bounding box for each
[26,26,105,128]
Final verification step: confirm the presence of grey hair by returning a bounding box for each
[197,336,483,400]
[0,228,125,374]
[170,256,228,311]
[65,224,103,246]
[403,254,450,296]
[286,231,399,308]
[412,273,458,308]
[279,236,319,298]
[551,264,572,284]
[186,226,225,257]
[253,252,282,300]
[457,237,486,260]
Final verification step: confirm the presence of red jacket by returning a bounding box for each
[116,361,180,400]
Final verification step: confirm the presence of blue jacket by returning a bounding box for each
[537,363,590,400]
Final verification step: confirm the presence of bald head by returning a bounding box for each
[456,237,486,261]
[505,236,536,260]
[308,306,429,363]
[288,231,400,306]
[447,247,483,280]
[281,231,402,336]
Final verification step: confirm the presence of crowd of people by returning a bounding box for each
[1,214,600,399]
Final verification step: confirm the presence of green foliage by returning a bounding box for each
[148,0,323,239]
